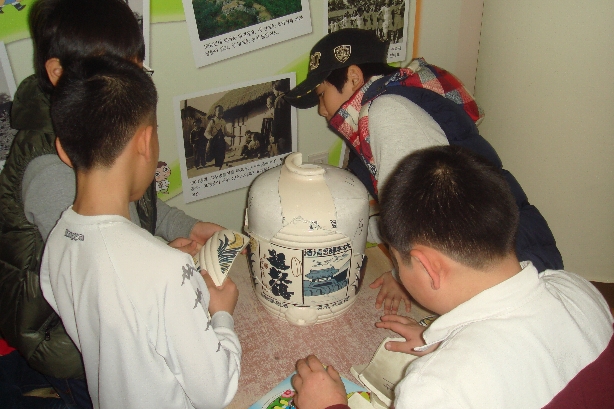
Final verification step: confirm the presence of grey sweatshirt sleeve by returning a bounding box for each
[22,154,76,242]
[368,94,449,188]
[24,154,198,243]
[154,198,198,242]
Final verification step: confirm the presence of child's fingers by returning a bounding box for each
[291,372,303,391]
[384,339,421,355]
[326,365,341,382]
[369,275,384,289]
[374,287,388,310]
[404,296,412,312]
[378,314,414,324]
[200,270,216,288]
[306,355,326,372]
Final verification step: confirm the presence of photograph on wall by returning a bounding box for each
[0,41,17,173]
[182,0,312,67]
[124,0,151,66]
[325,0,415,62]
[174,73,296,203]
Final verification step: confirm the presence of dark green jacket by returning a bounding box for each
[0,75,157,378]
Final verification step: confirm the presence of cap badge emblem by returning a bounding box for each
[334,45,351,63]
[309,52,321,70]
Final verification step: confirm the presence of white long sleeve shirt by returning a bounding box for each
[41,207,241,409]
[395,262,613,409]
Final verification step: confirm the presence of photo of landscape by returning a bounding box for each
[192,0,302,41]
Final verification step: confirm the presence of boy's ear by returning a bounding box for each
[45,58,63,86]
[135,125,155,161]
[55,137,73,168]
[347,65,365,92]
[410,248,443,291]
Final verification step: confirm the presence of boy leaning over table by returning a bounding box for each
[40,55,241,409]
[291,146,614,409]
[284,28,563,316]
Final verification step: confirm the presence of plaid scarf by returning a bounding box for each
[329,58,484,194]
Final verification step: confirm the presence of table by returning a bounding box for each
[226,245,433,408]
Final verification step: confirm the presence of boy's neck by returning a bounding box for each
[72,166,135,220]
[440,254,523,314]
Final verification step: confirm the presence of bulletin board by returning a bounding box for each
[0,0,420,205]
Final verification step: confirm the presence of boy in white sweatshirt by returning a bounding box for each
[40,55,241,409]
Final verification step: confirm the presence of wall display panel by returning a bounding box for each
[182,0,312,67]
[0,0,29,44]
[124,0,152,67]
[324,0,416,63]
[173,73,297,202]
[0,41,17,173]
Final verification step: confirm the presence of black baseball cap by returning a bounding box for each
[285,29,390,109]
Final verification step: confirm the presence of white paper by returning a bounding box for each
[357,337,419,407]
[348,392,373,409]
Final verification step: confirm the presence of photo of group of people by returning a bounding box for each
[175,74,295,201]
[180,78,291,175]
[326,0,410,61]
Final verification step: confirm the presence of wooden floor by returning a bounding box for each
[591,282,614,314]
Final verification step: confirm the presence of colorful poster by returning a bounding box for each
[182,0,312,67]
[248,371,369,409]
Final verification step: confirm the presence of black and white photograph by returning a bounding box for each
[0,41,17,173]
[123,0,151,66]
[182,0,312,67]
[325,0,414,62]
[174,73,296,202]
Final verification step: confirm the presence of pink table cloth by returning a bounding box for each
[226,246,432,408]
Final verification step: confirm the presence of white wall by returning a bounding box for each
[416,0,483,92]
[475,1,614,282]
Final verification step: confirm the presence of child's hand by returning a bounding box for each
[189,222,248,254]
[168,237,202,257]
[201,272,239,315]
[189,221,225,245]
[291,355,348,409]
[376,315,436,356]
[369,271,412,314]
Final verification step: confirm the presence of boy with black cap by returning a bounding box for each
[285,28,563,316]
[291,145,614,409]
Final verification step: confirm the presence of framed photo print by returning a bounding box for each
[173,73,297,202]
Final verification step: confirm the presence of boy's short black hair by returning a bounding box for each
[325,62,398,94]
[379,146,519,270]
[29,0,145,94]
[51,55,157,171]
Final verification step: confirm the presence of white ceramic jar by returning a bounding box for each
[245,152,369,325]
